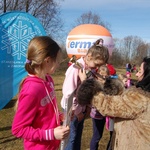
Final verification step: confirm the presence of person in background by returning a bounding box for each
[126,71,131,88]
[119,73,131,88]
[91,56,150,150]
[106,63,117,78]
[61,38,109,150]
[98,64,117,150]
[12,36,70,150]
[126,63,132,72]
[98,65,110,78]
[131,64,138,73]
[89,65,109,150]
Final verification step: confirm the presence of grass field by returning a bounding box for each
[0,65,137,150]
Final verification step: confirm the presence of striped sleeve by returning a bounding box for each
[42,129,55,140]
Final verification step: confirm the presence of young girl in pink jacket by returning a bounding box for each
[12,36,70,150]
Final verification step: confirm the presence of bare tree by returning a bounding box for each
[113,36,150,66]
[134,43,149,64]
[0,0,64,40]
[147,44,150,56]
[73,11,111,30]
[123,36,147,62]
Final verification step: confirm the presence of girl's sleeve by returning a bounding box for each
[92,89,147,119]
[62,67,79,98]
[12,94,55,141]
[61,66,86,115]
[61,66,79,109]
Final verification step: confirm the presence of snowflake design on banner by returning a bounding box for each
[1,21,36,60]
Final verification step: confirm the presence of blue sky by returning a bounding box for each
[59,0,150,42]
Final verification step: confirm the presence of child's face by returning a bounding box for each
[98,70,109,78]
[126,74,130,78]
[86,54,105,69]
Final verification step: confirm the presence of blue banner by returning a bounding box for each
[0,11,46,109]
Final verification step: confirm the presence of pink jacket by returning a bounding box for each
[61,57,86,115]
[126,78,131,88]
[12,75,60,150]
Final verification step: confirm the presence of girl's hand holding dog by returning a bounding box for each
[79,68,87,82]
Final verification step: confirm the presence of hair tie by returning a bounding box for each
[99,38,104,45]
[26,59,31,64]
[96,38,104,47]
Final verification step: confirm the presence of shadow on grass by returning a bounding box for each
[0,136,18,144]
[0,126,11,132]
[3,99,16,109]
[0,135,13,140]
[55,88,62,91]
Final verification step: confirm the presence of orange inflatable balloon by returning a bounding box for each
[66,24,114,59]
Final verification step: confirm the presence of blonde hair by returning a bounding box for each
[87,38,109,63]
[14,36,61,111]
[25,36,60,75]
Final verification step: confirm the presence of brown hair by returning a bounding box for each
[87,38,109,63]
[104,78,125,95]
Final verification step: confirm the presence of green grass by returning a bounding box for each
[0,67,137,150]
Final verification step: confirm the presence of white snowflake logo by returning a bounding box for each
[1,21,36,60]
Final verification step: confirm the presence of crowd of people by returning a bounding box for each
[126,62,138,73]
[11,36,150,150]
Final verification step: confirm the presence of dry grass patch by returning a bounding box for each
[0,67,137,150]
